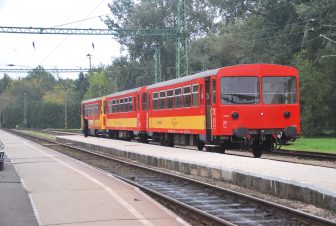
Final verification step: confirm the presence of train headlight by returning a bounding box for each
[232,112,239,120]
[284,111,291,119]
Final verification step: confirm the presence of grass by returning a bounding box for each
[16,129,56,141]
[284,137,336,154]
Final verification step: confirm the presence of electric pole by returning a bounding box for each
[0,1,189,80]
[23,93,27,127]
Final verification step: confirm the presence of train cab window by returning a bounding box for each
[220,76,260,104]
[153,92,159,110]
[167,90,174,109]
[192,84,199,106]
[134,96,137,111]
[212,79,216,104]
[142,93,149,111]
[174,88,182,108]
[183,86,191,108]
[262,76,297,104]
[159,91,166,110]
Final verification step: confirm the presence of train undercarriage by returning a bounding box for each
[86,127,296,158]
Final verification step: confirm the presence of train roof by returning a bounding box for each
[105,87,142,98]
[146,68,221,90]
[81,64,297,104]
[81,96,102,104]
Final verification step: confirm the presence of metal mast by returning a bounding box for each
[0,1,189,80]
[154,42,161,83]
[176,0,188,78]
[23,93,27,127]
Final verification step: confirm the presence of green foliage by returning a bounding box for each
[292,50,331,136]
[0,66,82,129]
[0,0,335,137]
[84,71,116,99]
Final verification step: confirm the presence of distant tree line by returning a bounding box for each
[0,0,335,136]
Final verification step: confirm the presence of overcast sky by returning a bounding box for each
[0,0,121,79]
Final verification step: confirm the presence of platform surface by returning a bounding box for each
[0,154,39,226]
[59,135,336,198]
[0,130,187,226]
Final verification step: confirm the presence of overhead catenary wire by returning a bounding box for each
[39,0,107,66]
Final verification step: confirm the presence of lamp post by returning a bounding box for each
[86,54,92,70]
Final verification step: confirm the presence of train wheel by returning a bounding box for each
[252,139,263,158]
[139,134,148,143]
[167,134,174,147]
[218,143,226,154]
[160,136,166,146]
[197,141,205,151]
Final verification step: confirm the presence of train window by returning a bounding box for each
[167,90,174,109]
[112,100,116,113]
[153,92,159,110]
[212,79,216,104]
[134,96,137,111]
[142,93,149,111]
[262,76,297,104]
[159,91,166,110]
[174,88,182,108]
[183,86,191,108]
[115,99,119,112]
[220,77,260,104]
[192,84,199,106]
[120,99,124,112]
[124,98,129,112]
[128,97,133,112]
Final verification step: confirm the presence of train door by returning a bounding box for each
[101,98,106,129]
[141,91,149,130]
[205,77,212,142]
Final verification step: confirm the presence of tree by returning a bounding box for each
[84,71,116,99]
[0,74,11,94]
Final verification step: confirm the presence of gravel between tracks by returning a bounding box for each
[53,144,336,223]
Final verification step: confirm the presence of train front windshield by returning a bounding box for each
[220,77,260,104]
[262,77,297,104]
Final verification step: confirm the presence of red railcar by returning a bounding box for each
[104,87,147,140]
[81,64,300,157]
[81,97,105,136]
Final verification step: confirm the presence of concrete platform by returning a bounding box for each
[0,154,39,226]
[56,135,336,212]
[0,130,188,226]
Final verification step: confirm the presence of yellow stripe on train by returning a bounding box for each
[106,118,137,128]
[89,119,101,128]
[149,115,205,130]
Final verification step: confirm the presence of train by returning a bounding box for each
[81,64,300,158]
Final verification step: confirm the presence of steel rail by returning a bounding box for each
[9,129,336,226]
[273,149,336,160]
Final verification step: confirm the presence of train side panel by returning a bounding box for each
[146,78,206,135]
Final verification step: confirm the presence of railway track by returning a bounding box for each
[9,129,335,226]
[272,149,336,161]
[40,129,336,162]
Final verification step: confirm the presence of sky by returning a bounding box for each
[0,0,121,79]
